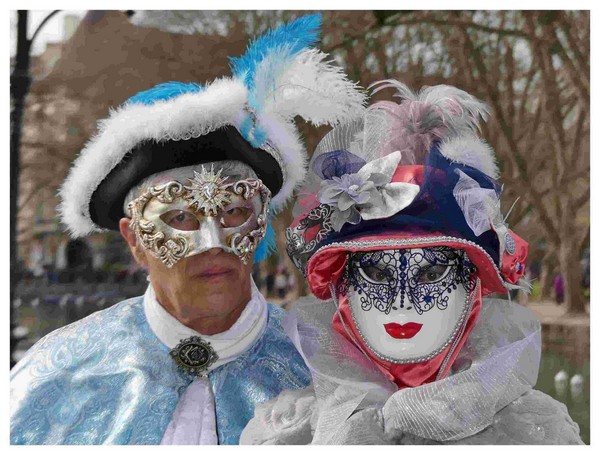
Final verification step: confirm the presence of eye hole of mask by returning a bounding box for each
[160,210,200,231]
[220,206,253,228]
[416,264,452,284]
[359,265,393,284]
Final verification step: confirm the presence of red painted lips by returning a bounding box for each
[384,322,423,339]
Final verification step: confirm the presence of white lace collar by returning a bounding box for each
[143,278,268,371]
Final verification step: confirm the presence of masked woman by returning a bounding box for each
[241,81,583,445]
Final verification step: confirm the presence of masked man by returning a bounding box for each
[241,81,583,445]
[10,14,365,445]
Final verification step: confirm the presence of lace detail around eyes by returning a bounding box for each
[338,246,477,315]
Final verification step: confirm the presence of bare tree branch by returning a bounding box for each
[568,107,588,171]
[384,11,551,44]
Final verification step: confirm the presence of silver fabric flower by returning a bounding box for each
[317,151,421,231]
[319,173,385,231]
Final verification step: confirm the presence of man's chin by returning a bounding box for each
[181,296,250,327]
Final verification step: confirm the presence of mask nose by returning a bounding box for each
[390,282,414,312]
[194,216,228,251]
[390,252,414,311]
[391,296,414,312]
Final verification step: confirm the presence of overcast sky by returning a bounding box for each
[10,10,87,57]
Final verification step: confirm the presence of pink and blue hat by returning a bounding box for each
[286,80,529,297]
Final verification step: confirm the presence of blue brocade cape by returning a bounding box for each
[10,297,310,445]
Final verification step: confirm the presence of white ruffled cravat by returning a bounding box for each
[143,278,268,445]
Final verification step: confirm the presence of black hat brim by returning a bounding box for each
[89,125,282,231]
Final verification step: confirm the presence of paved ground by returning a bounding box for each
[526,300,590,326]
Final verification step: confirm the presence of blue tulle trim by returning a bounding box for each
[313,149,366,179]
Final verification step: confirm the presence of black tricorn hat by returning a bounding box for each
[89,126,283,231]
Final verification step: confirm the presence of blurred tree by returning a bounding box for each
[319,11,589,314]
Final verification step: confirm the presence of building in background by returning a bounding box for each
[17,11,250,275]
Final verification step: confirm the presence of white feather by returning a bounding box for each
[439,135,499,179]
[253,111,307,212]
[505,276,533,293]
[370,80,489,137]
[420,84,489,136]
[250,44,296,111]
[254,48,367,126]
[369,79,417,100]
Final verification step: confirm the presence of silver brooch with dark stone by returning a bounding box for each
[170,336,219,378]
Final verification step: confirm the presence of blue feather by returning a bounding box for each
[125,82,204,106]
[239,117,254,142]
[230,13,322,89]
[254,219,277,263]
[252,128,268,147]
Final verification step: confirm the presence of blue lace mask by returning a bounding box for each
[339,246,477,315]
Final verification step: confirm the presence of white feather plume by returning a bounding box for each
[253,48,367,126]
[369,79,497,177]
[370,79,489,137]
[439,135,499,179]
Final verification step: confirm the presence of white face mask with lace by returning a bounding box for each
[343,246,477,363]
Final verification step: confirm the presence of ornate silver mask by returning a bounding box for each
[127,165,271,267]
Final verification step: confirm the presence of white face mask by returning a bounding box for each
[344,247,476,363]
[127,164,270,268]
